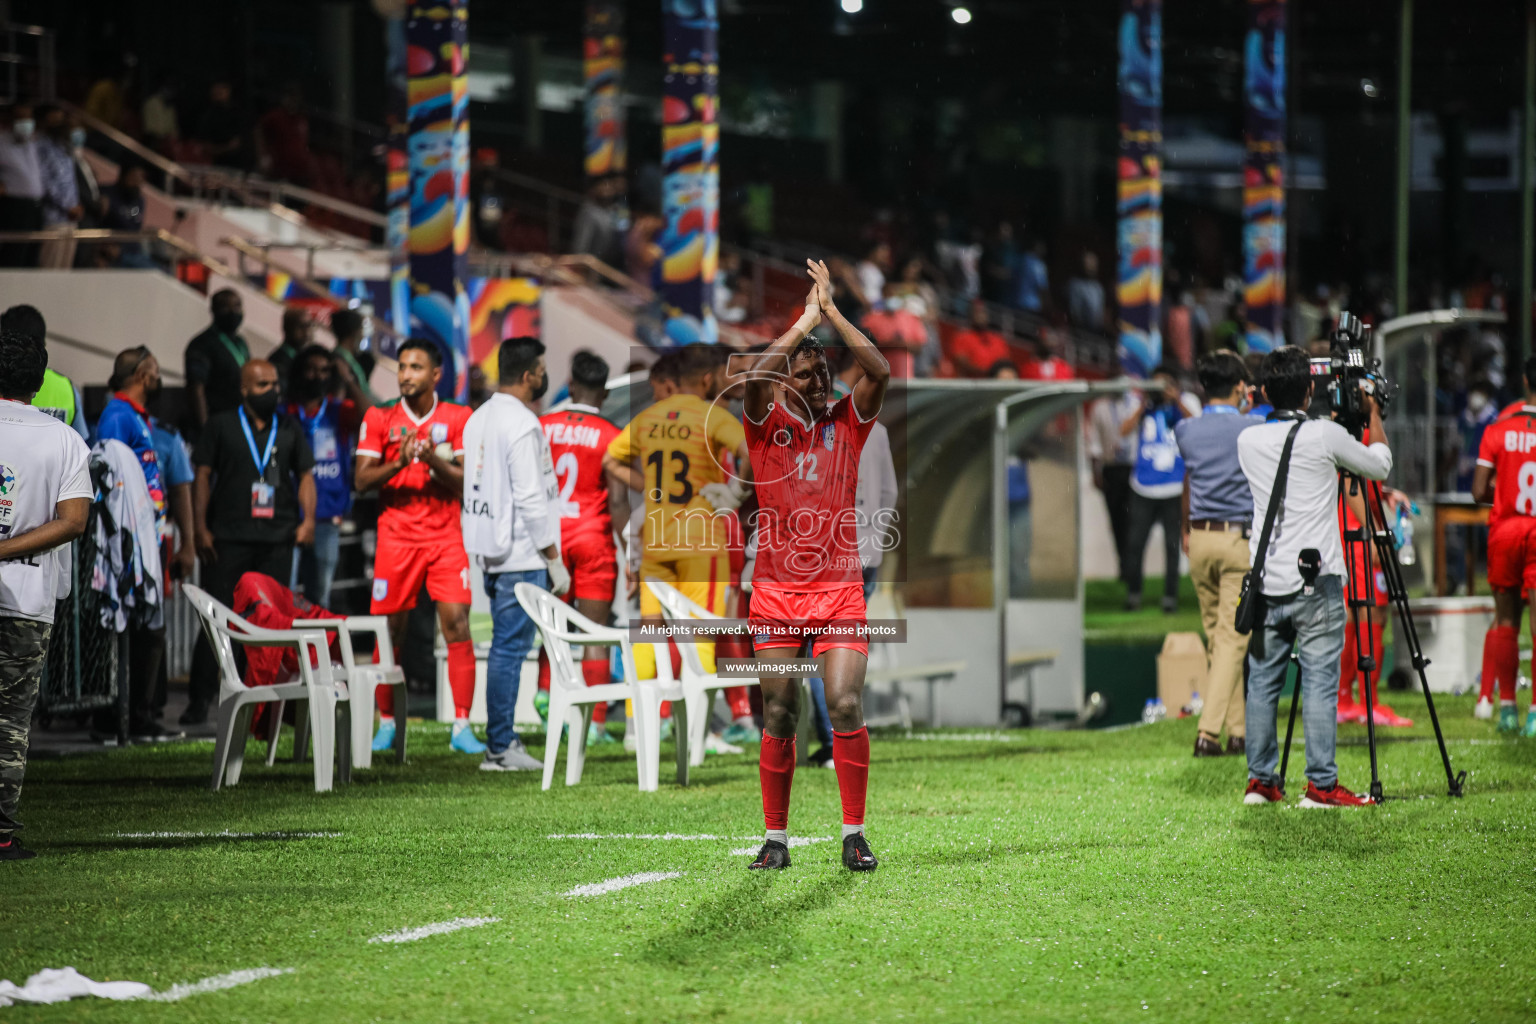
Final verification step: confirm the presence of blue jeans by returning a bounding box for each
[291,520,341,609]
[1245,575,1347,789]
[484,568,547,753]
[806,566,880,746]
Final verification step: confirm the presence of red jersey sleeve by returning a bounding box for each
[837,393,878,454]
[1477,420,1500,468]
[357,405,387,459]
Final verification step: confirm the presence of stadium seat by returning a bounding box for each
[514,582,690,792]
[291,615,407,771]
[183,584,352,794]
[645,579,766,767]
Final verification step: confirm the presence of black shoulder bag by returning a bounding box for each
[1234,420,1303,636]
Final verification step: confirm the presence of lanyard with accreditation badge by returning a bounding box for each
[239,406,279,519]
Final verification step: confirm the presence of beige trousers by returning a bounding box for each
[1189,527,1249,739]
[39,226,76,269]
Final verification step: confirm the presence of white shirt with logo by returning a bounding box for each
[0,401,93,623]
[461,393,560,574]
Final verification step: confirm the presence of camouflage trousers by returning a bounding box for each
[0,616,50,839]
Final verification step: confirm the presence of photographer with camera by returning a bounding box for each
[1237,346,1392,808]
[1120,365,1199,613]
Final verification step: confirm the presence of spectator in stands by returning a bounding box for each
[1088,391,1142,584]
[268,307,312,401]
[35,106,82,269]
[572,174,626,267]
[194,81,248,170]
[0,102,44,268]
[328,307,380,407]
[96,347,179,741]
[982,221,1019,305]
[1068,252,1107,333]
[83,56,135,130]
[286,346,361,608]
[0,326,92,861]
[1013,237,1049,314]
[1,305,88,441]
[258,83,312,186]
[141,77,180,152]
[469,148,507,250]
[1122,365,1197,612]
[101,161,151,268]
[950,299,1012,378]
[827,257,870,324]
[1021,330,1074,381]
[854,241,892,312]
[715,248,750,324]
[185,359,316,724]
[624,210,664,288]
[184,289,251,439]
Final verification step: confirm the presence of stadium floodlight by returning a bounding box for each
[951,6,972,24]
[841,0,863,12]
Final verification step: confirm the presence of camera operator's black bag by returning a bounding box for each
[1234,420,1303,636]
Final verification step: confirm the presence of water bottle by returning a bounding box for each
[1393,503,1419,567]
[1141,699,1157,725]
[1152,699,1168,723]
[1188,691,1204,716]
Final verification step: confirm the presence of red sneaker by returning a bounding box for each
[1336,698,1366,724]
[1243,778,1285,804]
[1369,703,1414,728]
[1299,781,1375,808]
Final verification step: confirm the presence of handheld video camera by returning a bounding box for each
[1308,312,1394,438]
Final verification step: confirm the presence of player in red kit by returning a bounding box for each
[353,339,481,754]
[740,259,890,872]
[537,351,624,746]
[1472,356,1536,736]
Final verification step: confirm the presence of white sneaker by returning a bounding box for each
[479,738,543,772]
[1474,697,1494,720]
[704,732,743,755]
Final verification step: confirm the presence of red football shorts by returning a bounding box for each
[1341,510,1388,607]
[369,534,472,615]
[563,531,618,603]
[1488,516,1536,592]
[750,583,869,658]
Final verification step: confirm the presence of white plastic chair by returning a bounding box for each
[183,584,351,793]
[645,579,763,766]
[513,582,689,791]
[292,615,406,770]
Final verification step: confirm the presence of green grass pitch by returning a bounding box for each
[3,692,1535,1022]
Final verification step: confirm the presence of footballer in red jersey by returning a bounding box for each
[1472,359,1536,735]
[353,339,482,755]
[535,351,623,737]
[738,259,890,874]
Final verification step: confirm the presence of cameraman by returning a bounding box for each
[1237,346,1391,808]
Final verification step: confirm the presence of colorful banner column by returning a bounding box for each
[1116,0,1163,377]
[659,0,719,346]
[384,15,410,346]
[406,0,471,401]
[584,1,627,181]
[1243,0,1287,353]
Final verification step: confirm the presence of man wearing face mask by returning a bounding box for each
[95,347,184,740]
[185,359,315,725]
[34,105,82,269]
[0,102,44,268]
[285,345,363,608]
[354,339,481,756]
[184,289,250,441]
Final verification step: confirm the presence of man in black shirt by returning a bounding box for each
[183,358,315,723]
[184,289,249,441]
[268,307,312,402]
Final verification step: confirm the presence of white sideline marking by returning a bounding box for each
[904,732,1016,742]
[115,831,340,839]
[141,967,293,1002]
[728,837,830,856]
[565,872,685,897]
[547,833,727,841]
[368,917,501,944]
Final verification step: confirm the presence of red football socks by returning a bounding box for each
[447,640,475,720]
[1339,629,1358,703]
[1482,625,1519,703]
[726,686,753,720]
[377,647,401,717]
[832,727,870,826]
[759,734,796,831]
[582,658,609,722]
[537,649,552,693]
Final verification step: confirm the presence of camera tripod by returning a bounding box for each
[1277,469,1466,801]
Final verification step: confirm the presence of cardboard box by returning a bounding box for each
[1157,632,1207,711]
